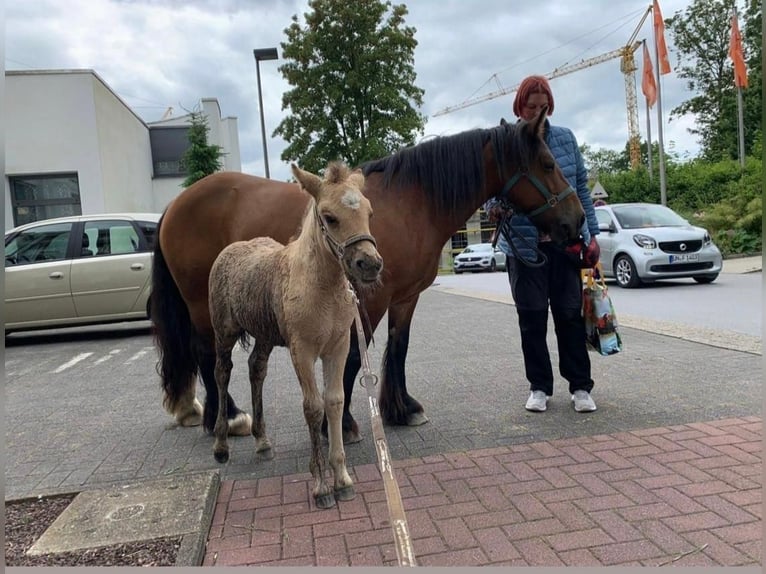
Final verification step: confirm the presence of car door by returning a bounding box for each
[595,209,617,275]
[4,222,77,328]
[70,219,152,319]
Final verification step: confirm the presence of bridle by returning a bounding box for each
[493,167,577,268]
[314,202,377,261]
[500,169,575,218]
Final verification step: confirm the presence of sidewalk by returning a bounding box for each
[721,254,762,274]
[205,417,761,567]
[6,258,762,567]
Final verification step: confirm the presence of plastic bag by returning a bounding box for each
[582,263,623,355]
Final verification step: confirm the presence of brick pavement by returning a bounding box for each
[203,416,761,567]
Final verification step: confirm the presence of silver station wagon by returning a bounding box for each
[594,203,723,288]
[4,213,161,333]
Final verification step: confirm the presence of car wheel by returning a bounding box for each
[490,259,497,272]
[454,270,462,275]
[614,255,641,288]
[693,274,718,284]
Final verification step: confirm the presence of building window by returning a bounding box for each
[149,127,190,177]
[9,173,82,227]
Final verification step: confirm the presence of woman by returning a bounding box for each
[486,75,600,413]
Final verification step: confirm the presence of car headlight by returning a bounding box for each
[703,232,712,245]
[632,233,656,249]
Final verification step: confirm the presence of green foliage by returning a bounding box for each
[181,110,224,187]
[275,0,425,174]
[666,0,762,161]
[597,152,762,256]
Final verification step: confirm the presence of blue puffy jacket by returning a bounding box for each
[486,119,599,261]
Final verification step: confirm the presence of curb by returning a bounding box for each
[175,470,221,566]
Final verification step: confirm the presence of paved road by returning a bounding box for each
[433,270,762,338]
[5,283,762,567]
[4,287,761,501]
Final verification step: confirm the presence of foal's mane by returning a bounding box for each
[360,121,535,214]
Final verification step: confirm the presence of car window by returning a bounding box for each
[5,222,73,266]
[463,244,491,253]
[595,210,613,228]
[135,220,158,251]
[83,220,141,257]
[612,205,687,229]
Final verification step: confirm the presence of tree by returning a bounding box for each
[666,0,761,161]
[274,0,425,174]
[181,109,224,188]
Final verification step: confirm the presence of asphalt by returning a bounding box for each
[5,255,762,567]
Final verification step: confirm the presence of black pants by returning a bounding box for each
[507,243,594,396]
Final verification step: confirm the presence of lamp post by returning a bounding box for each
[253,47,279,179]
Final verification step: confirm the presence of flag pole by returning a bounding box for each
[733,6,746,169]
[653,6,668,206]
[646,96,653,181]
[736,84,745,168]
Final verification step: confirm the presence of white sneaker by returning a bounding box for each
[572,390,597,412]
[525,390,549,412]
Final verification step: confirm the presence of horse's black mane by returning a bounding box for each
[360,121,536,214]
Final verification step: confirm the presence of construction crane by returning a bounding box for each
[432,6,653,169]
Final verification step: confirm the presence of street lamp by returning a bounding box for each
[253,47,279,179]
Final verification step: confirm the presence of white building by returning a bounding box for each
[4,69,241,231]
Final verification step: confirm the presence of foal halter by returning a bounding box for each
[314,203,377,261]
[500,170,575,218]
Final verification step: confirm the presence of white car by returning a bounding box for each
[453,242,507,273]
[4,213,161,333]
[594,203,723,288]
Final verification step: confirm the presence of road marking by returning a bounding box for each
[94,349,122,365]
[125,347,154,364]
[52,352,94,373]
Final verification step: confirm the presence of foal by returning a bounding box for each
[208,161,383,508]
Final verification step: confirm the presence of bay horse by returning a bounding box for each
[208,162,382,508]
[152,109,585,443]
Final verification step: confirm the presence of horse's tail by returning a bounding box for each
[151,213,198,415]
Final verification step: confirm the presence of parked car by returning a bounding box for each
[453,242,507,273]
[594,203,722,288]
[4,213,161,333]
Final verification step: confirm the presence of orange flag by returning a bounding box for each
[642,43,657,108]
[653,0,671,75]
[729,13,748,88]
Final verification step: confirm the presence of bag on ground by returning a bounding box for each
[582,264,622,355]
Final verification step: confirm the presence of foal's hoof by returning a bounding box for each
[334,485,356,502]
[407,411,429,427]
[315,493,337,509]
[214,449,229,464]
[228,412,252,436]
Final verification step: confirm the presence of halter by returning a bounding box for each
[314,203,377,261]
[500,170,575,218]
[491,169,577,268]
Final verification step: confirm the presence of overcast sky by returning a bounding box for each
[7,0,702,182]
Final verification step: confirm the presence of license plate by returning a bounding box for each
[669,253,699,263]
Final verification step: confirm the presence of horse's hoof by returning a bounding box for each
[228,412,252,436]
[176,398,204,427]
[334,485,356,501]
[407,411,429,426]
[214,449,229,463]
[315,493,336,509]
[343,428,363,444]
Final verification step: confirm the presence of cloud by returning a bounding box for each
[6,0,700,182]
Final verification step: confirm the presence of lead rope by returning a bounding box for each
[348,282,417,567]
